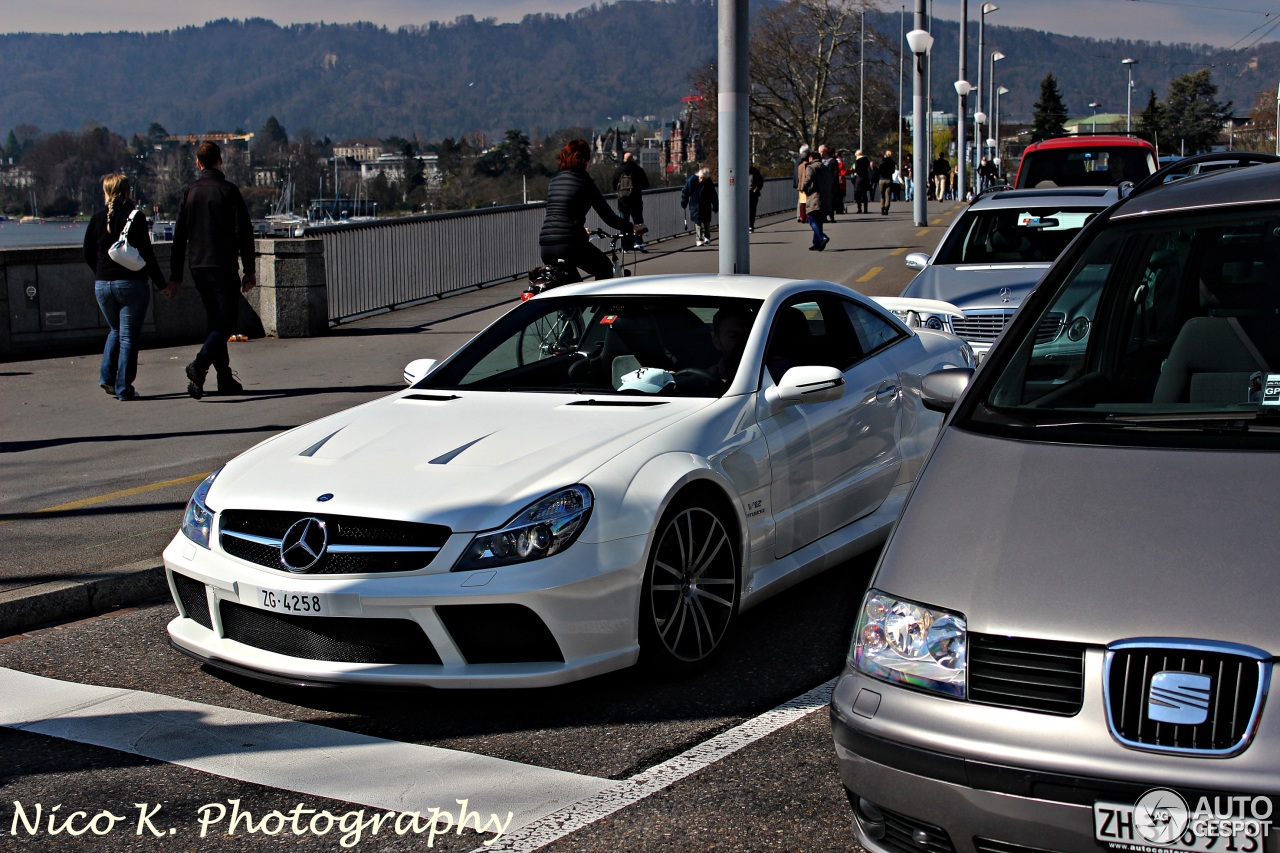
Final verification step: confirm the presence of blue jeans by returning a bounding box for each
[95,279,151,399]
[808,213,827,246]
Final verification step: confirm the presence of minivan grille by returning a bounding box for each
[1106,644,1266,754]
[880,806,955,853]
[968,634,1086,715]
[218,509,450,574]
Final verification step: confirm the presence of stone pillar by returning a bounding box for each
[248,238,328,338]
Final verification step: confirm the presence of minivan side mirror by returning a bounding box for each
[920,368,974,413]
[905,252,930,271]
[403,358,437,385]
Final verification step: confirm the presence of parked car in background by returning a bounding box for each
[898,186,1117,359]
[163,274,973,689]
[1014,135,1157,188]
[832,157,1280,851]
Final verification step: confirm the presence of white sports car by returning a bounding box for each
[163,275,972,688]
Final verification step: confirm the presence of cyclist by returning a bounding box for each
[539,139,642,282]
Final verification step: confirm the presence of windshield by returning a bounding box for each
[421,295,763,397]
[934,206,1101,265]
[962,203,1280,447]
[1018,147,1155,188]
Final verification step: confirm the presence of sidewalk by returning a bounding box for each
[0,200,963,635]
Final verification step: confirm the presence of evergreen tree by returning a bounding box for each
[5,130,21,162]
[1031,74,1068,142]
[1162,70,1231,155]
[1136,90,1165,149]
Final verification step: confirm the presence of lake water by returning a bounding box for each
[0,220,96,249]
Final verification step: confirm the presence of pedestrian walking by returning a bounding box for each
[794,145,809,223]
[852,150,872,214]
[819,145,839,221]
[612,151,650,252]
[748,162,764,232]
[835,151,850,215]
[801,149,835,251]
[681,168,718,246]
[877,150,896,215]
[901,161,913,201]
[168,140,256,399]
[931,154,951,202]
[83,173,171,400]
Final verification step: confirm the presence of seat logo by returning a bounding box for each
[1148,671,1212,725]
[279,518,328,572]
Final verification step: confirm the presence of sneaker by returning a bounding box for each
[695,239,704,246]
[636,243,649,254]
[99,382,113,395]
[216,371,243,395]
[117,388,140,401]
[808,245,820,251]
[185,361,206,400]
[818,236,830,251]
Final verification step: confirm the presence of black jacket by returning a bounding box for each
[169,167,255,282]
[83,207,167,289]
[539,170,630,246]
[612,159,650,198]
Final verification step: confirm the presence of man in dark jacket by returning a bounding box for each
[681,168,718,246]
[748,163,764,232]
[877,150,897,215]
[612,151,650,251]
[168,140,255,399]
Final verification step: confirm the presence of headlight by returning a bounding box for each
[901,310,953,334]
[181,468,221,549]
[852,589,966,698]
[454,486,593,571]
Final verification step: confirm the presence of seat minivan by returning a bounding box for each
[832,157,1280,852]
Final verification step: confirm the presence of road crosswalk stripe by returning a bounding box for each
[0,666,610,831]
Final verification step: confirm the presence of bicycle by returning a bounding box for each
[522,227,643,302]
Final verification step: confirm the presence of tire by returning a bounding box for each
[516,310,584,365]
[640,497,740,674]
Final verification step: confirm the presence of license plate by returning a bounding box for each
[1094,801,1262,852]
[249,586,329,616]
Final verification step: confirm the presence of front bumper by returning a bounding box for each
[162,529,647,689]
[830,664,1280,853]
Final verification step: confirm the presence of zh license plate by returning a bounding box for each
[250,586,329,616]
[1094,801,1262,852]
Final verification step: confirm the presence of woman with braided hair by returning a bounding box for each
[83,173,168,400]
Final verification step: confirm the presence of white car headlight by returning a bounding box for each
[455,486,593,570]
[181,469,221,549]
[852,589,966,698]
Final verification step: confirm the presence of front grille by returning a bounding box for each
[951,310,1014,343]
[1035,312,1066,344]
[218,601,442,665]
[171,572,212,629]
[974,839,1061,853]
[969,634,1086,716]
[881,805,955,853]
[1106,644,1265,754]
[436,604,564,664]
[218,509,450,574]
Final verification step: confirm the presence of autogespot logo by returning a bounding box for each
[279,518,328,572]
[1135,789,1189,844]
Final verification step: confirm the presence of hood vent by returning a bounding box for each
[404,393,461,402]
[566,399,669,407]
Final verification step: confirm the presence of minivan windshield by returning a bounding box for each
[1017,147,1156,188]
[963,203,1280,446]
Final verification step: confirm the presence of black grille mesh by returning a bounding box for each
[1108,647,1263,753]
[218,601,441,665]
[879,805,956,853]
[969,634,1086,716]
[974,839,1061,853]
[218,509,450,574]
[436,604,564,664]
[170,572,212,630]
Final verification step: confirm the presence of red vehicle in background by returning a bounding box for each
[1013,135,1157,188]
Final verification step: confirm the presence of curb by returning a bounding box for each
[0,560,169,636]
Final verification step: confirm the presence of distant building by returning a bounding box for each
[333,139,387,161]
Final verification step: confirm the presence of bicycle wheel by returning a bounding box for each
[516,310,584,366]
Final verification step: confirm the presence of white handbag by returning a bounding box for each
[108,208,147,271]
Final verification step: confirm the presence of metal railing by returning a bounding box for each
[307,177,798,324]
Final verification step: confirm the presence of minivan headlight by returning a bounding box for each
[181,469,221,549]
[852,589,966,698]
[454,486,593,571]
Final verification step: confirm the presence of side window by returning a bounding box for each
[841,299,906,362]
[763,299,826,383]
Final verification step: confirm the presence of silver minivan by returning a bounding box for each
[831,155,1280,852]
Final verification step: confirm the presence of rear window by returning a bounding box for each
[933,206,1102,265]
[1017,147,1155,188]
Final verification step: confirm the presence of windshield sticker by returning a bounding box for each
[1261,373,1280,406]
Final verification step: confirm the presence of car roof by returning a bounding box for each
[1021,135,1156,151]
[536,274,860,302]
[968,186,1119,210]
[1112,160,1280,219]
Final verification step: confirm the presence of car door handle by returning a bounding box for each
[875,383,898,401]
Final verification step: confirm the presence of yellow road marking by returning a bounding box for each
[931,218,943,225]
[2,472,211,525]
[916,229,929,236]
[856,267,883,283]
[890,247,906,256]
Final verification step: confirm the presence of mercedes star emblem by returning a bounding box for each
[279,517,328,572]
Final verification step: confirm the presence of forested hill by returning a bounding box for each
[2,0,1276,142]
[0,1,719,140]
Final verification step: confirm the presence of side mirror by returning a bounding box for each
[920,368,974,413]
[403,358,437,385]
[904,252,930,271]
[764,365,846,408]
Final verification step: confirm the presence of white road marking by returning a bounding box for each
[473,678,837,852]
[0,667,609,828]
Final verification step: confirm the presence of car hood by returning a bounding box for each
[209,390,714,532]
[877,426,1277,647]
[903,264,1050,312]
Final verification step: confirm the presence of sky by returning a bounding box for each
[2,0,1277,49]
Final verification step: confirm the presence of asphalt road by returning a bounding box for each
[0,201,961,852]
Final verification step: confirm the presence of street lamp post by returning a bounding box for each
[989,51,1005,159]
[976,3,997,196]
[907,22,934,226]
[996,85,1009,179]
[1089,101,1100,133]
[956,80,973,198]
[1122,58,1138,133]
